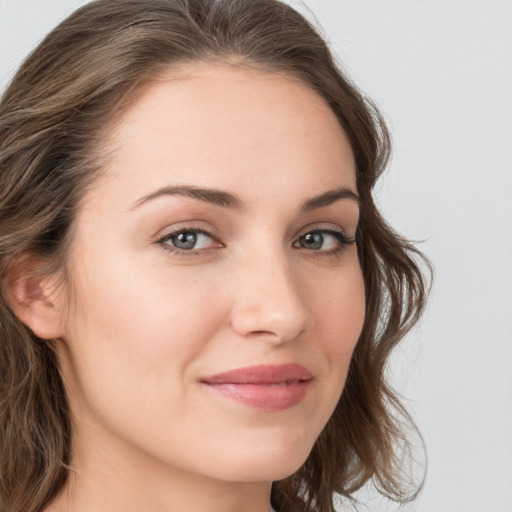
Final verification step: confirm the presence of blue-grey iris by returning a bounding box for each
[300,232,323,250]
[172,232,197,250]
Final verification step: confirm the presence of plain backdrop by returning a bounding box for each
[1,1,511,511]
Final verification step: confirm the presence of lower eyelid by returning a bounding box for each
[155,226,354,256]
[294,229,354,244]
[155,227,224,257]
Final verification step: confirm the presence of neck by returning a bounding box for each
[45,420,273,512]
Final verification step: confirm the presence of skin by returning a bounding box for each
[40,63,366,512]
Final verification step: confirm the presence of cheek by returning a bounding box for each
[308,263,365,386]
[69,253,222,352]
[316,265,365,344]
[60,254,226,420]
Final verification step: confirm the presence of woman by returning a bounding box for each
[0,1,431,511]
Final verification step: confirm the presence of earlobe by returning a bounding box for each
[5,259,65,340]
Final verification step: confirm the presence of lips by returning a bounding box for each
[200,364,312,411]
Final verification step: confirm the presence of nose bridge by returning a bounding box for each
[229,242,310,342]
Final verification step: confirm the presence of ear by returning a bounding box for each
[5,257,65,340]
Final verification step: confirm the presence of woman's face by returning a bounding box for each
[56,63,365,484]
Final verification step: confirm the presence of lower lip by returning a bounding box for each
[203,381,311,411]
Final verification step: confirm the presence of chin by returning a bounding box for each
[213,459,308,483]
[204,434,314,483]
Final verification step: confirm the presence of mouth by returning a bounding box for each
[200,364,313,411]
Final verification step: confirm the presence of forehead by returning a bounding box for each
[92,62,356,210]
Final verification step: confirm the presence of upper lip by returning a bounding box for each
[200,364,313,385]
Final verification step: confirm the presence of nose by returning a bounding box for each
[228,249,311,343]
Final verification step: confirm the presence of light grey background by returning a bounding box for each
[1,1,511,511]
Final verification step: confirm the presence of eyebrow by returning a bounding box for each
[132,185,244,210]
[131,184,360,211]
[300,187,360,211]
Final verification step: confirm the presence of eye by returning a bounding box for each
[293,229,355,253]
[156,228,220,254]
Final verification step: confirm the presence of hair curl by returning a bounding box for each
[0,1,431,511]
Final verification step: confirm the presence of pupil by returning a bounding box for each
[172,232,197,250]
[302,232,323,250]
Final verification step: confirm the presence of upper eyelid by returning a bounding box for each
[154,223,220,242]
[293,228,355,248]
[155,223,355,251]
[294,222,355,239]
[155,228,221,256]
[155,222,353,238]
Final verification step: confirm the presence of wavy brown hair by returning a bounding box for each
[0,1,431,511]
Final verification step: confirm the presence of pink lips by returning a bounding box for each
[200,364,312,411]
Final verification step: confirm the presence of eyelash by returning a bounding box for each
[155,226,356,259]
[293,227,356,260]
